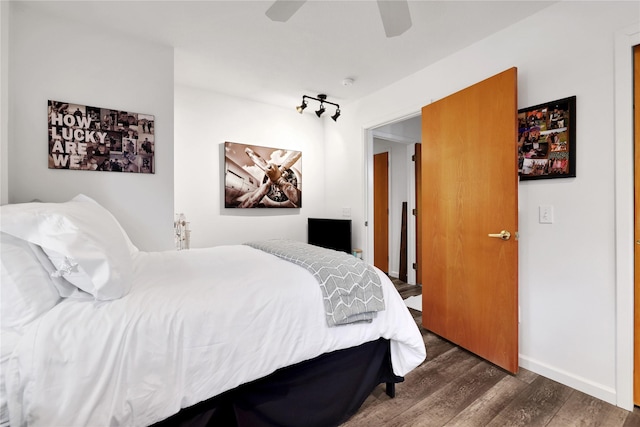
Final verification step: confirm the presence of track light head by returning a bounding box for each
[315,104,325,117]
[296,99,307,114]
[331,108,341,122]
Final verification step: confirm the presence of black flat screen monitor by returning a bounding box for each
[307,218,352,254]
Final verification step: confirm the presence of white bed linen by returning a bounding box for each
[5,245,426,427]
[1,330,21,427]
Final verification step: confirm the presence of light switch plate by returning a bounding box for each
[539,205,553,224]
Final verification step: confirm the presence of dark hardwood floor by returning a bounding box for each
[341,278,640,427]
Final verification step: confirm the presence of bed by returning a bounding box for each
[0,195,426,427]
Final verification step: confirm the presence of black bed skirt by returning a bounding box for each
[152,338,402,427]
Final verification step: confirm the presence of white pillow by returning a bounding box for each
[0,195,133,300]
[0,233,61,331]
[28,242,92,300]
[71,194,139,256]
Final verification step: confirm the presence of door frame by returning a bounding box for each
[365,112,420,284]
[614,23,639,411]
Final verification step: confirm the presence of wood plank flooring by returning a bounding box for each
[341,279,640,427]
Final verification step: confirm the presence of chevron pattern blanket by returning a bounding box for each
[245,239,385,326]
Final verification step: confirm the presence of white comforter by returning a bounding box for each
[5,245,426,427]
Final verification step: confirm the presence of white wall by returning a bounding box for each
[7,3,175,250]
[174,85,327,248]
[327,1,638,408]
[1,1,9,206]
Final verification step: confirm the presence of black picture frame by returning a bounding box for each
[517,96,576,180]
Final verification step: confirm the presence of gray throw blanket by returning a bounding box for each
[245,239,385,327]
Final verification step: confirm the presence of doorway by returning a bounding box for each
[368,124,421,285]
[366,69,520,374]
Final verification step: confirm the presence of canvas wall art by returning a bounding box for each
[224,141,302,208]
[48,100,155,173]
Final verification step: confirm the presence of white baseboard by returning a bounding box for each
[518,354,617,407]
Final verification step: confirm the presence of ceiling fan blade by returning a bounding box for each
[376,0,412,38]
[265,0,307,22]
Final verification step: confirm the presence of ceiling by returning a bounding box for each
[15,0,557,109]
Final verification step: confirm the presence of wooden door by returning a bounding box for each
[633,44,639,406]
[374,152,389,273]
[415,143,422,285]
[421,68,519,373]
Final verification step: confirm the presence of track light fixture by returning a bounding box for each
[296,94,341,122]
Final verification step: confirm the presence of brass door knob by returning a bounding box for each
[488,230,511,241]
